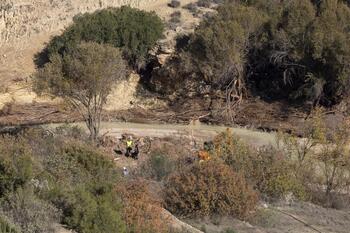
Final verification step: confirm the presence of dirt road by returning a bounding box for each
[45,121,277,147]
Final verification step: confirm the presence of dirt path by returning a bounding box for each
[45,121,277,147]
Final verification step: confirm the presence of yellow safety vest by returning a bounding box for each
[126,140,133,147]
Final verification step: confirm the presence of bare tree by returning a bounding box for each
[33,42,127,140]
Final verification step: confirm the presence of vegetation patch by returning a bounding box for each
[155,0,350,108]
[212,129,308,200]
[39,6,164,69]
[164,160,258,219]
[34,42,127,140]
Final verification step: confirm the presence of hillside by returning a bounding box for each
[0,0,201,118]
[0,0,197,84]
[1,1,350,233]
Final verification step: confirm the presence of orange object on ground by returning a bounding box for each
[198,150,210,161]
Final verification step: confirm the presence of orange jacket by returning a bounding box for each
[198,150,210,161]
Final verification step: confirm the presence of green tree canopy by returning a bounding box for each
[155,0,350,107]
[33,42,127,140]
[248,0,350,105]
[44,6,164,68]
[152,2,267,94]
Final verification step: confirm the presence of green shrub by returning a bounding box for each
[212,129,308,200]
[1,187,60,233]
[40,141,117,190]
[168,0,181,8]
[140,151,176,181]
[42,143,127,233]
[197,0,211,8]
[0,130,148,233]
[251,147,308,200]
[56,188,125,233]
[168,11,182,30]
[212,129,252,172]
[0,137,34,197]
[183,3,199,15]
[164,160,258,219]
[55,124,87,140]
[247,0,350,105]
[43,6,164,68]
[63,143,114,176]
[156,0,350,107]
[152,3,267,93]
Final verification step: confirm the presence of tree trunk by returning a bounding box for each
[86,114,100,142]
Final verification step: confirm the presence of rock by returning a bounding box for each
[198,84,211,95]
[159,44,175,54]
[187,91,197,98]
[54,224,75,233]
[168,93,177,102]
[157,53,171,65]
[175,26,183,33]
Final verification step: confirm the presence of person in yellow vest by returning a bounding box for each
[125,136,133,157]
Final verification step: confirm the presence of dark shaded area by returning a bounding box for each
[33,47,50,69]
[175,34,190,51]
[0,125,29,136]
[153,0,350,109]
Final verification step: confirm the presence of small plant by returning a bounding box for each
[212,129,252,173]
[183,3,199,15]
[56,188,125,233]
[251,147,308,200]
[141,151,176,181]
[168,0,181,8]
[197,0,211,8]
[280,109,350,206]
[168,11,182,30]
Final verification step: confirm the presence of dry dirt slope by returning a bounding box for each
[0,0,197,84]
[0,0,198,110]
[0,0,148,83]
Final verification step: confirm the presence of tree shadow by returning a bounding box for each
[33,46,50,69]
